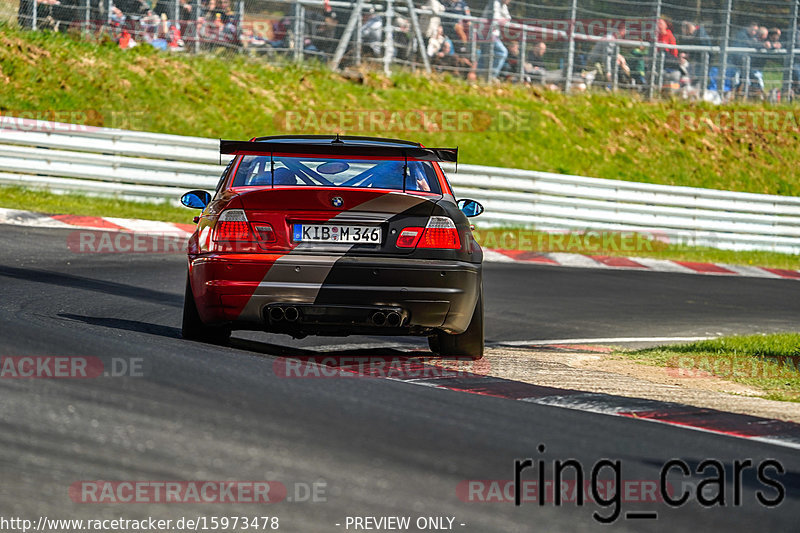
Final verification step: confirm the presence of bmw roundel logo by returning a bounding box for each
[331,196,344,208]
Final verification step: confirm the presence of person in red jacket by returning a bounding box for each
[657,18,678,57]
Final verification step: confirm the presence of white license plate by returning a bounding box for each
[293,224,382,244]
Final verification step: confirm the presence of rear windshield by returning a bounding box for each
[231,155,441,194]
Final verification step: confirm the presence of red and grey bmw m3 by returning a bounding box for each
[180,135,485,358]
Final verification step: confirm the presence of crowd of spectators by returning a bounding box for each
[16,0,800,99]
[18,0,242,50]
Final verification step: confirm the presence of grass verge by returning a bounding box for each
[618,334,800,402]
[0,24,799,196]
[0,186,190,223]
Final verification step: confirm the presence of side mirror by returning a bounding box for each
[181,190,211,209]
[457,199,484,218]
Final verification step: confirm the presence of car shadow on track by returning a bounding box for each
[58,314,183,339]
[58,313,434,360]
[0,265,181,307]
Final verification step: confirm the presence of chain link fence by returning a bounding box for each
[7,0,800,102]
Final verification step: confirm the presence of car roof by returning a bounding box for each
[251,135,423,148]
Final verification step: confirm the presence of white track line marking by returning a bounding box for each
[721,264,783,279]
[104,217,187,234]
[0,207,73,228]
[547,252,609,269]
[627,257,697,274]
[495,336,716,346]
[481,249,517,263]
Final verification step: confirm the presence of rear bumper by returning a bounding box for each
[189,253,481,334]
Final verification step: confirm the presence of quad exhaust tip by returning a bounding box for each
[270,306,300,322]
[371,311,402,327]
[386,311,401,327]
[284,306,300,322]
[270,306,401,327]
[269,307,285,322]
[372,312,386,326]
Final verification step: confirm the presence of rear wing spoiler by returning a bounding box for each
[219,140,458,163]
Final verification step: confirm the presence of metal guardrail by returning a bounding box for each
[0,118,798,254]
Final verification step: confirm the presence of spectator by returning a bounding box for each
[427,24,447,57]
[393,16,418,61]
[442,0,470,43]
[529,41,546,71]
[179,0,193,26]
[240,27,266,50]
[657,18,678,58]
[486,0,510,79]
[657,18,688,90]
[421,0,445,41]
[307,7,339,56]
[141,9,160,40]
[586,27,630,86]
[254,14,289,49]
[728,21,759,93]
[768,27,782,50]
[110,4,126,26]
[678,21,711,84]
[628,44,648,87]
[501,40,548,84]
[747,26,771,97]
[431,31,456,69]
[361,8,383,58]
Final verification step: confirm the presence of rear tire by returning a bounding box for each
[182,276,231,345]
[428,291,484,360]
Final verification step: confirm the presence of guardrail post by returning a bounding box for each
[238,0,245,53]
[563,0,578,92]
[383,0,395,75]
[612,43,619,92]
[785,0,799,100]
[194,0,200,53]
[470,23,478,67]
[647,0,662,100]
[404,0,431,73]
[718,0,733,99]
[487,20,495,82]
[84,0,90,34]
[331,0,364,70]
[32,0,37,31]
[701,51,709,93]
[355,7,362,66]
[743,54,750,100]
[518,29,526,83]
[106,0,112,32]
[174,0,180,27]
[293,1,303,62]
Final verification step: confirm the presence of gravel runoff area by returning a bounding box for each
[453,347,800,423]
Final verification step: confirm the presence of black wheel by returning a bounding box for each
[428,291,484,360]
[182,275,231,345]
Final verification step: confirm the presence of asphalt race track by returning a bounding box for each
[1,224,799,532]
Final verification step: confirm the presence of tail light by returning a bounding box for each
[396,227,423,248]
[397,217,461,250]
[253,224,277,244]
[212,209,277,251]
[213,209,253,244]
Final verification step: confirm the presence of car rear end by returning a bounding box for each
[185,137,482,341]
